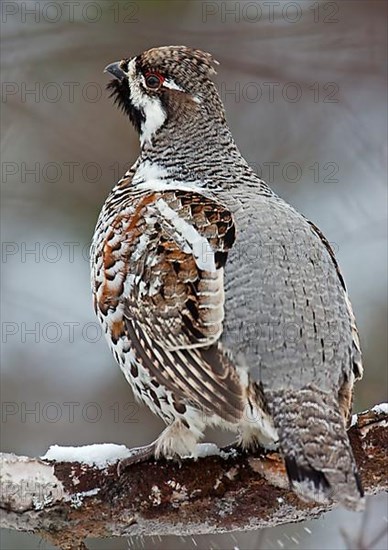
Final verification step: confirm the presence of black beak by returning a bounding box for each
[104,61,127,81]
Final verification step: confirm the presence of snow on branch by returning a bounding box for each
[1,405,387,550]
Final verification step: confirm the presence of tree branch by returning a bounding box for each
[1,405,387,550]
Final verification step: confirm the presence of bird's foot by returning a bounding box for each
[221,436,274,457]
[220,441,243,455]
[117,421,203,475]
[117,441,157,476]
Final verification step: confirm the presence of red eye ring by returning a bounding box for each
[144,72,164,90]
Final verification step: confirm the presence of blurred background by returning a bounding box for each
[1,0,387,548]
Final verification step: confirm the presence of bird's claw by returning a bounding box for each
[117,442,157,476]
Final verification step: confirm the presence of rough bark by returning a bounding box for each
[1,405,387,550]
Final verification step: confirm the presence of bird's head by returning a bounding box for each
[105,45,225,146]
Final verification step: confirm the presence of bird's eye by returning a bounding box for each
[145,72,164,90]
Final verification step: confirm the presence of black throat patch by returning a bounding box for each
[107,79,145,134]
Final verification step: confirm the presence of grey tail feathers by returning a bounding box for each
[269,386,364,511]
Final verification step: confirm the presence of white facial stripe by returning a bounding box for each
[163,79,202,104]
[126,58,166,145]
[140,102,166,146]
[125,60,201,143]
[163,79,184,92]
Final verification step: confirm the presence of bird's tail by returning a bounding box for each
[269,385,364,510]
